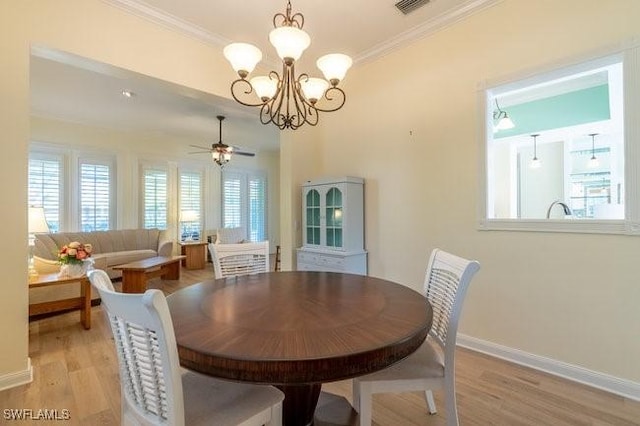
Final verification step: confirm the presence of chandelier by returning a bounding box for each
[223,1,353,130]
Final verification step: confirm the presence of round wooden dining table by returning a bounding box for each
[166,271,432,426]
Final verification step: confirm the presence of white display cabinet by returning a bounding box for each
[297,176,367,275]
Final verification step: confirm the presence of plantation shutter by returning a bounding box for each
[179,170,202,239]
[28,156,61,232]
[79,160,113,231]
[222,170,267,242]
[142,168,168,229]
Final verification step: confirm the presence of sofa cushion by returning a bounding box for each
[105,249,158,267]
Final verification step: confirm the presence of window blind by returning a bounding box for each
[80,161,112,231]
[28,156,61,232]
[179,170,202,239]
[222,171,267,242]
[142,168,168,229]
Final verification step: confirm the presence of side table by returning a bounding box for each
[28,272,91,329]
[179,241,208,270]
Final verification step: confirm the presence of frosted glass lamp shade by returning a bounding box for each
[588,156,600,168]
[317,54,352,85]
[530,157,541,169]
[495,114,515,130]
[269,27,310,63]
[180,210,199,222]
[301,78,329,103]
[223,43,263,77]
[28,207,50,234]
[250,75,279,101]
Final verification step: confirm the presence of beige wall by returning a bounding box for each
[294,0,640,383]
[0,0,259,381]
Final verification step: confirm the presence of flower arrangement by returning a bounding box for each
[58,241,93,265]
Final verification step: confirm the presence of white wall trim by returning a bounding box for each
[0,358,33,392]
[458,334,640,402]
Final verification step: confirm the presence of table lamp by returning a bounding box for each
[179,210,199,241]
[28,207,50,278]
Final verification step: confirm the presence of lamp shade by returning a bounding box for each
[301,77,329,103]
[495,114,515,130]
[316,53,352,84]
[180,210,199,222]
[269,26,310,62]
[28,207,50,234]
[223,43,263,76]
[250,75,279,100]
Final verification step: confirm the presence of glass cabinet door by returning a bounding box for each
[306,189,321,245]
[325,187,343,248]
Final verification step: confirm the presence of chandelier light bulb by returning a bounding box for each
[269,26,310,64]
[301,77,329,103]
[250,76,278,101]
[316,53,353,86]
[223,43,263,77]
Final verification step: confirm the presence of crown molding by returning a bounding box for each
[102,0,501,66]
[354,0,501,65]
[101,0,230,47]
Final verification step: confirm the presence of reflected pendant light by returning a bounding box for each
[223,1,352,130]
[493,98,515,131]
[530,134,541,169]
[588,133,600,168]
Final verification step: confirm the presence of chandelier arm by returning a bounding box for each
[312,86,347,113]
[229,78,268,108]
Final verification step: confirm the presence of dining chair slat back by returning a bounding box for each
[209,241,270,279]
[352,249,480,426]
[87,269,284,426]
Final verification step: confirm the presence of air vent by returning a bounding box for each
[395,0,430,15]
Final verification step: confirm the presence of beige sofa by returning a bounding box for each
[32,229,172,302]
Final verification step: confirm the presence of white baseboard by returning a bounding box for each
[457,334,640,402]
[0,358,33,392]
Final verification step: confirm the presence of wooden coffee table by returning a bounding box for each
[28,272,91,329]
[113,255,185,293]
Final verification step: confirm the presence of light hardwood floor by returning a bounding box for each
[3,267,639,425]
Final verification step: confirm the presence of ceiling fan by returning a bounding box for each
[189,115,255,167]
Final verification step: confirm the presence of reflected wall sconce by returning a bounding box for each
[493,98,515,131]
[530,134,541,169]
[588,133,600,168]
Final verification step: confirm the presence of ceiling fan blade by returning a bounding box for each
[189,144,212,150]
[188,150,211,154]
[234,151,256,157]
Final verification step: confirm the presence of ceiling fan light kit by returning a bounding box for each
[223,1,352,130]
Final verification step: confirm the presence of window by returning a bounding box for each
[222,170,267,242]
[28,154,62,232]
[141,167,168,229]
[179,170,202,240]
[79,159,114,231]
[480,46,640,234]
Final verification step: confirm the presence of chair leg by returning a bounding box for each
[425,390,437,414]
[356,382,373,426]
[352,379,360,413]
[444,376,459,426]
[267,401,283,426]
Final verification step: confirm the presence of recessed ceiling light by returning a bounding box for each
[121,90,135,98]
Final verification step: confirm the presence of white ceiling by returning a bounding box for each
[30,0,498,152]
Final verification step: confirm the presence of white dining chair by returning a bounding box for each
[209,241,270,279]
[352,249,480,426]
[87,269,283,426]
